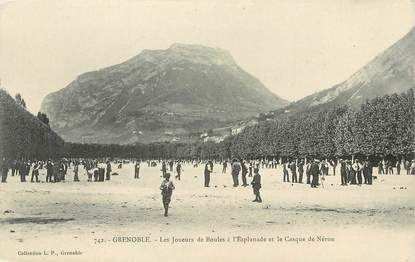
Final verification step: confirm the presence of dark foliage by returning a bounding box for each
[0,89,64,159]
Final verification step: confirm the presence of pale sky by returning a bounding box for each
[0,0,414,113]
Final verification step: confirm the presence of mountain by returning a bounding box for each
[41,44,288,144]
[283,27,415,114]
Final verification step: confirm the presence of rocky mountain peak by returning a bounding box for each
[128,43,236,67]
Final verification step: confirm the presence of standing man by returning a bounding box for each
[354,160,363,185]
[306,160,312,184]
[350,160,358,185]
[283,161,290,183]
[298,160,304,183]
[331,159,337,176]
[11,159,17,176]
[160,173,175,217]
[161,161,167,178]
[410,160,415,175]
[251,168,262,203]
[106,160,112,180]
[310,159,320,188]
[59,161,66,182]
[169,160,174,172]
[378,160,384,175]
[290,160,297,183]
[363,159,373,185]
[30,161,40,183]
[204,160,213,187]
[222,160,227,174]
[175,161,183,180]
[231,159,241,187]
[340,159,347,185]
[73,161,80,182]
[405,160,411,175]
[53,161,60,182]
[241,160,248,187]
[134,161,140,179]
[1,157,9,183]
[46,160,53,183]
[20,160,30,182]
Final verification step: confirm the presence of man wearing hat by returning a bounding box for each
[160,173,175,217]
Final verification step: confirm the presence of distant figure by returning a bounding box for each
[231,159,241,187]
[340,159,347,185]
[161,161,167,177]
[290,161,297,183]
[378,161,384,175]
[1,158,9,183]
[363,160,373,185]
[87,167,93,182]
[298,160,304,183]
[331,159,337,176]
[350,161,358,185]
[175,161,183,180]
[20,161,29,182]
[396,160,401,175]
[134,161,140,179]
[169,160,174,172]
[283,162,290,183]
[251,168,262,203]
[98,162,106,182]
[306,161,311,184]
[160,173,175,217]
[204,160,213,187]
[241,160,248,187]
[310,159,320,188]
[222,160,228,174]
[106,161,112,180]
[248,162,253,177]
[30,162,40,183]
[73,162,80,182]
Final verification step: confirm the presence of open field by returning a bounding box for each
[0,163,414,262]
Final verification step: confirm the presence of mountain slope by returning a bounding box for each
[284,27,415,113]
[0,89,64,159]
[41,44,288,144]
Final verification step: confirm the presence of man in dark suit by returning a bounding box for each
[204,160,213,187]
[290,161,297,183]
[310,159,320,188]
[231,159,241,187]
[251,168,262,203]
[1,157,9,183]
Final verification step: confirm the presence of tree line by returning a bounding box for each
[0,89,64,159]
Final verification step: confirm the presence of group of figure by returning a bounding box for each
[2,156,415,218]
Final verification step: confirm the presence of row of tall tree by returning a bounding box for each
[0,89,64,159]
[229,89,415,160]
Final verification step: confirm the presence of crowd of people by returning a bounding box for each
[1,156,414,217]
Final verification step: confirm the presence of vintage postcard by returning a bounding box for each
[0,0,414,261]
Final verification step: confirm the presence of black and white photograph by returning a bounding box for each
[0,0,414,261]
